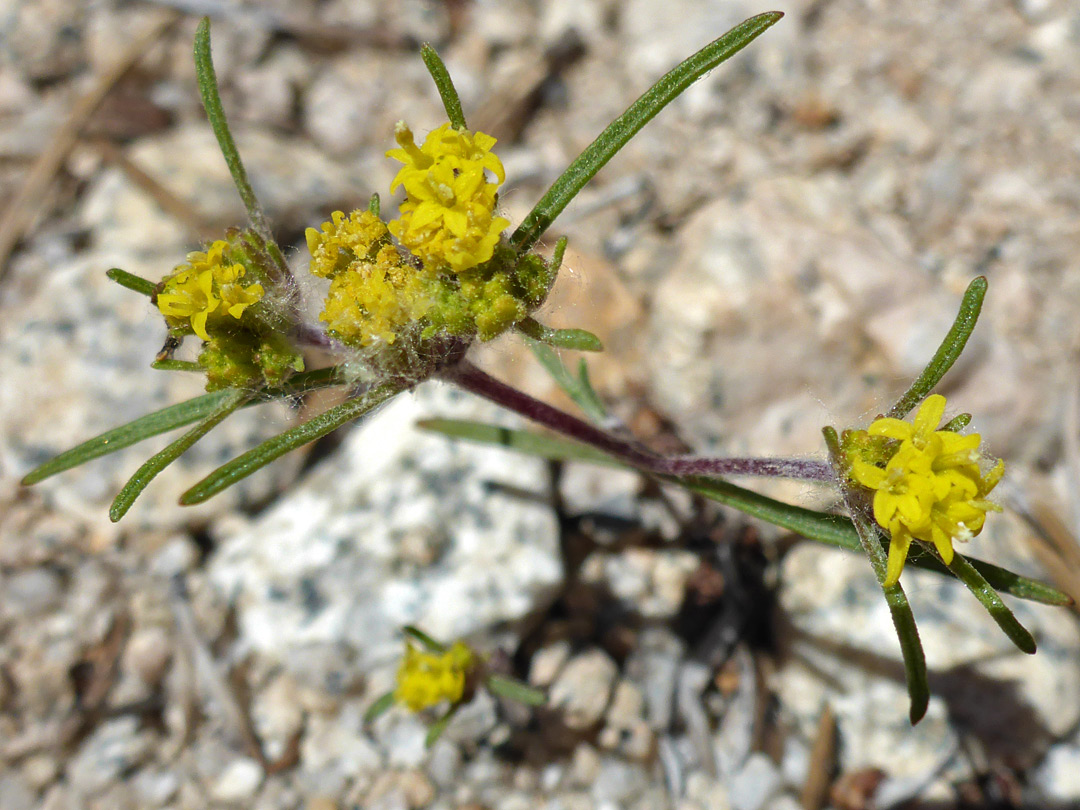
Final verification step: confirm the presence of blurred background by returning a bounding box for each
[2,0,1080,808]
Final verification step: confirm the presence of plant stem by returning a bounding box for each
[442,360,832,482]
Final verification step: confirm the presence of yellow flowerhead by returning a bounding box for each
[305,209,389,279]
[319,243,431,347]
[308,211,432,347]
[157,240,264,340]
[394,641,474,712]
[847,395,1004,586]
[387,122,509,273]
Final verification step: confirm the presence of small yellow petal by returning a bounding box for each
[868,418,915,441]
[884,530,911,587]
[913,394,947,439]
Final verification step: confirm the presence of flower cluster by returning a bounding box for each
[307,210,431,347]
[155,232,303,390]
[394,640,475,712]
[846,394,1004,586]
[387,122,509,273]
[157,240,264,341]
[305,123,556,350]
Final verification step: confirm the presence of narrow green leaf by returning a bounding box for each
[403,625,446,653]
[106,268,156,297]
[485,674,546,706]
[941,413,972,432]
[425,704,459,748]
[266,365,346,397]
[510,12,783,253]
[517,317,603,352]
[526,340,608,423]
[550,235,568,275]
[22,391,236,485]
[887,276,987,419]
[180,380,403,504]
[194,17,281,271]
[23,366,347,485]
[151,359,203,373]
[945,551,1037,653]
[421,418,1072,606]
[575,360,607,423]
[420,44,467,130]
[363,691,396,723]
[418,417,619,467]
[823,426,928,724]
[368,193,380,216]
[110,390,250,522]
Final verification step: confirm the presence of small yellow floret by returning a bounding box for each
[319,244,430,347]
[306,209,389,279]
[387,122,509,273]
[394,641,474,712]
[157,240,264,340]
[847,395,1004,586]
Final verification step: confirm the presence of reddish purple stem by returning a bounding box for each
[442,360,834,483]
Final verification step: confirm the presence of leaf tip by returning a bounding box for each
[178,488,203,506]
[909,696,928,725]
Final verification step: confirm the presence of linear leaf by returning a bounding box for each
[421,44,466,130]
[526,340,608,423]
[110,389,250,521]
[945,551,1037,653]
[194,17,286,274]
[23,391,235,485]
[106,268,156,297]
[510,12,783,253]
[180,380,403,504]
[363,691,396,724]
[888,276,987,418]
[151,359,202,373]
[486,674,546,706]
[425,704,459,748]
[517,317,603,351]
[22,367,347,485]
[403,625,446,653]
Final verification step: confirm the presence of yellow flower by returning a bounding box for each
[387,122,509,273]
[847,395,1004,586]
[308,209,437,347]
[157,240,264,340]
[394,641,474,712]
[305,209,389,279]
[317,239,432,343]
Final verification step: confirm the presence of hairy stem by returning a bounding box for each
[442,361,832,482]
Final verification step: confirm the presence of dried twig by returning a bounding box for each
[168,574,303,773]
[0,11,180,282]
[801,703,837,810]
[168,574,268,767]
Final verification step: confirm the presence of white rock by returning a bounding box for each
[591,757,649,806]
[529,640,572,687]
[123,626,172,688]
[779,542,1080,777]
[1032,744,1080,802]
[210,758,264,804]
[66,718,152,796]
[549,649,618,730]
[729,753,783,810]
[210,383,561,670]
